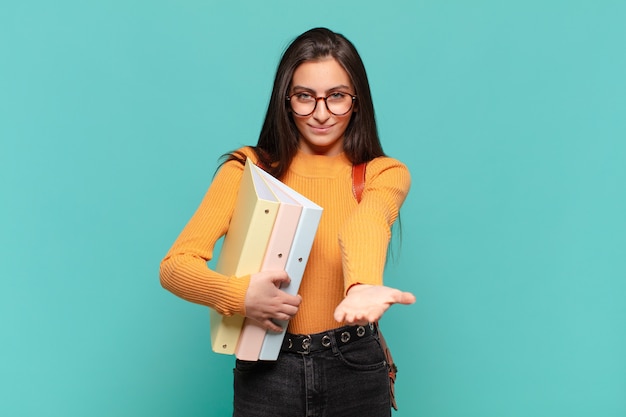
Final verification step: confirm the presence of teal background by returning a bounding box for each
[2,1,625,416]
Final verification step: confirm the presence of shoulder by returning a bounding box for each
[220,146,261,171]
[357,156,411,200]
[211,147,260,186]
[229,146,260,163]
[365,156,411,184]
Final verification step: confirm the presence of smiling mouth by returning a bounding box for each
[309,124,334,131]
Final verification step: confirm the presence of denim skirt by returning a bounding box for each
[233,324,391,417]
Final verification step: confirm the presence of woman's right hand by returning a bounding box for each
[244,270,302,332]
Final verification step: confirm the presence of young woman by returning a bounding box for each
[160,27,416,416]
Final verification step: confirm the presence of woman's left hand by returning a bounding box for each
[333,284,416,324]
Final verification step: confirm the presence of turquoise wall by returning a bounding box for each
[2,1,625,416]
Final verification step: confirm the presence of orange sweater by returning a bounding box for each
[160,147,410,334]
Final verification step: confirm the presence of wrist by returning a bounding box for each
[345,282,361,295]
[346,283,375,295]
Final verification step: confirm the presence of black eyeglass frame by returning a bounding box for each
[286,92,357,117]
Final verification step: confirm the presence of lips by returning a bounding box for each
[309,124,334,133]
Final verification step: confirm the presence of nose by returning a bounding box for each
[312,97,331,122]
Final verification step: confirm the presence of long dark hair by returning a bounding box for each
[224,27,385,178]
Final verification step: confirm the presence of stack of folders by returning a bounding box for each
[209,158,323,361]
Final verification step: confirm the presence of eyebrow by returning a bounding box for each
[291,84,353,94]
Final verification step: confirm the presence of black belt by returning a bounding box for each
[281,323,377,354]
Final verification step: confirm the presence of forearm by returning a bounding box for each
[339,216,390,288]
[338,158,410,291]
[160,253,250,315]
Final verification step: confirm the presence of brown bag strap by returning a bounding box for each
[352,162,366,203]
[377,323,398,410]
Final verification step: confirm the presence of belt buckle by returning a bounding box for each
[298,335,312,354]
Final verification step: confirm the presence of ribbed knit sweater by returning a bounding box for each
[160,147,410,334]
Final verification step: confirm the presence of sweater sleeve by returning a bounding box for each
[159,148,257,316]
[338,157,411,291]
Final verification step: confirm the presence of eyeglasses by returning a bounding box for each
[286,92,357,116]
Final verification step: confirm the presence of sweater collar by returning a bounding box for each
[289,149,351,177]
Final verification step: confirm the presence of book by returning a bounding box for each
[209,160,280,354]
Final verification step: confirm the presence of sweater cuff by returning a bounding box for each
[345,282,363,296]
[224,274,251,316]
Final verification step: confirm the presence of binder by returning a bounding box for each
[234,172,303,361]
[209,160,280,354]
[210,160,323,358]
[257,171,323,361]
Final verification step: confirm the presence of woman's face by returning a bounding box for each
[289,58,355,157]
